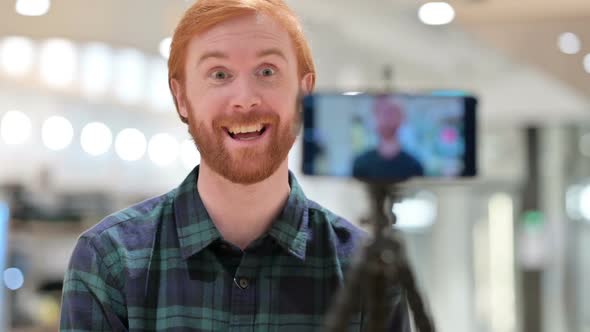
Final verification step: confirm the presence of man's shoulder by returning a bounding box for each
[78,189,176,251]
[397,150,420,163]
[352,149,380,177]
[306,199,367,255]
[353,149,379,164]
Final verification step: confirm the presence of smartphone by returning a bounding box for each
[301,92,477,181]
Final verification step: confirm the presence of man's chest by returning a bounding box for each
[122,249,362,331]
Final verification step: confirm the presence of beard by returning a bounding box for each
[184,93,302,185]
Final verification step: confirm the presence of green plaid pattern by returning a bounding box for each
[60,166,410,331]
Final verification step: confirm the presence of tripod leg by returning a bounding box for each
[324,247,367,332]
[365,268,387,332]
[383,232,435,332]
[399,264,435,332]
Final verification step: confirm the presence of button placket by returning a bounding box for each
[229,252,259,329]
[234,277,250,289]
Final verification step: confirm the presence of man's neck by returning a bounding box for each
[377,137,401,159]
[196,160,291,250]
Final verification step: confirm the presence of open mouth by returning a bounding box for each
[224,123,268,141]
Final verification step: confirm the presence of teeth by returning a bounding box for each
[228,123,264,134]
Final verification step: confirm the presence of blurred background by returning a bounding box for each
[0,0,589,331]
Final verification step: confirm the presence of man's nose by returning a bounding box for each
[230,77,261,112]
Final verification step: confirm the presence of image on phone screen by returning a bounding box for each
[302,93,477,181]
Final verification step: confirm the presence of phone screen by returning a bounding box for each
[301,93,477,181]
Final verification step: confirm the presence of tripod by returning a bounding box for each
[324,182,436,332]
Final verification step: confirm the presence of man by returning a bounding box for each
[352,96,424,180]
[60,0,410,330]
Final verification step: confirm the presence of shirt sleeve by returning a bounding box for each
[60,235,128,331]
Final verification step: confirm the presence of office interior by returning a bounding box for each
[1,0,589,331]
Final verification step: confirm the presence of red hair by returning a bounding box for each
[168,0,316,123]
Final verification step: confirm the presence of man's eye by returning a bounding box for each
[211,71,230,80]
[259,67,276,77]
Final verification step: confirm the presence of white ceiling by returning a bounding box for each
[0,0,589,128]
[454,0,590,102]
[453,0,590,23]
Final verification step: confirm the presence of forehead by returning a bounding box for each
[376,103,402,117]
[187,13,295,59]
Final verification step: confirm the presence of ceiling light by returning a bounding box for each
[159,37,172,59]
[80,43,113,98]
[114,48,146,104]
[342,91,363,96]
[558,32,581,55]
[15,0,50,16]
[584,54,590,74]
[1,110,32,145]
[565,184,590,222]
[418,2,455,26]
[41,116,74,151]
[392,191,437,231]
[0,36,35,77]
[115,128,146,161]
[148,58,173,111]
[180,139,200,170]
[566,185,583,220]
[39,39,77,88]
[576,185,590,221]
[80,122,112,156]
[3,267,24,290]
[148,133,179,167]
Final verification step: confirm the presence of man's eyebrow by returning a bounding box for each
[256,48,287,62]
[197,51,228,66]
[197,48,287,66]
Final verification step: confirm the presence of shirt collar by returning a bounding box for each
[174,166,310,261]
[174,166,222,260]
[267,172,309,260]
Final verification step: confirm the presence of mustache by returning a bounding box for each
[212,111,279,128]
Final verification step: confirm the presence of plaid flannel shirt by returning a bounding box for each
[60,166,410,331]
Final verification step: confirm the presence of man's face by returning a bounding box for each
[375,99,404,140]
[173,13,311,184]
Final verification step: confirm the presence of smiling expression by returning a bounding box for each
[172,12,312,184]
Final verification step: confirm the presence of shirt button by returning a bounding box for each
[234,277,249,289]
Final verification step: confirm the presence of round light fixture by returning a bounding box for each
[1,110,32,145]
[0,36,35,76]
[80,43,113,97]
[115,128,147,161]
[148,133,179,167]
[80,122,113,156]
[180,139,201,170]
[392,191,437,231]
[558,32,581,55]
[41,116,74,151]
[579,185,590,221]
[15,0,50,16]
[39,39,77,88]
[418,2,455,26]
[159,37,172,59]
[148,58,173,111]
[4,267,24,290]
[114,48,146,104]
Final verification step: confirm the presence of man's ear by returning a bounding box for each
[300,72,315,95]
[170,78,189,121]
